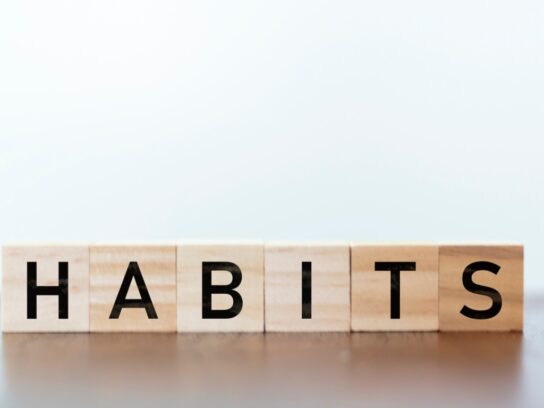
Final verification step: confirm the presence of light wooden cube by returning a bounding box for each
[439,245,523,331]
[177,242,264,332]
[351,244,439,331]
[264,243,350,332]
[90,245,176,332]
[2,245,89,332]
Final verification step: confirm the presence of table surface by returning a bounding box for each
[1,296,543,408]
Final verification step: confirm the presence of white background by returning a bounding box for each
[1,1,543,292]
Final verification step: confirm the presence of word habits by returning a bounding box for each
[1,243,523,332]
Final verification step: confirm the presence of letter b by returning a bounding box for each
[202,262,243,319]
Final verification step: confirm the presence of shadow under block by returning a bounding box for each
[264,244,350,332]
[177,243,264,332]
[439,245,523,331]
[90,245,177,332]
[351,245,439,331]
[2,246,89,332]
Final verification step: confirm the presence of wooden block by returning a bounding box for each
[351,244,439,331]
[90,245,176,332]
[177,242,264,332]
[2,245,89,332]
[264,243,350,332]
[439,245,523,331]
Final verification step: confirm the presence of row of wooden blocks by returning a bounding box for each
[1,243,523,332]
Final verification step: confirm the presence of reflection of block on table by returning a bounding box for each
[351,244,439,331]
[265,243,350,332]
[439,245,523,331]
[177,242,264,332]
[90,245,176,332]
[2,245,89,332]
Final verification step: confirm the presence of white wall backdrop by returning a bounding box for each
[1,1,543,292]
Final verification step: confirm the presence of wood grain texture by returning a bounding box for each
[264,243,350,332]
[351,244,439,331]
[2,245,89,332]
[90,245,176,332]
[439,245,523,331]
[177,242,264,332]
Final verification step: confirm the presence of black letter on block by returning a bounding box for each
[202,262,243,319]
[302,261,312,319]
[460,261,502,319]
[27,261,69,319]
[109,262,158,319]
[375,261,416,319]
